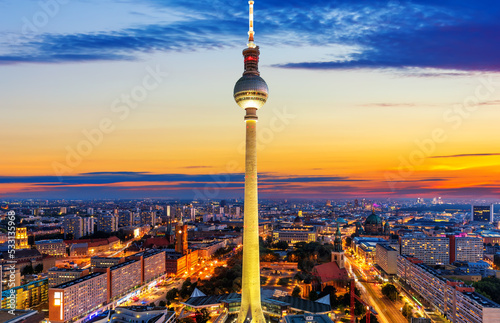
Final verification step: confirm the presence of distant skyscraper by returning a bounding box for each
[471,205,493,223]
[233,1,269,322]
[63,214,83,239]
[97,214,118,233]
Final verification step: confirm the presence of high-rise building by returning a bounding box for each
[400,234,450,265]
[375,243,398,275]
[448,235,483,263]
[233,2,269,322]
[82,216,95,236]
[48,268,89,287]
[471,205,493,223]
[398,255,500,323]
[118,210,133,227]
[49,272,107,323]
[141,211,156,226]
[97,214,118,233]
[63,215,83,239]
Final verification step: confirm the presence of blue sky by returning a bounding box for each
[1,0,500,200]
[2,0,500,70]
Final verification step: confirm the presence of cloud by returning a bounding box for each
[1,0,500,72]
[0,171,364,186]
[429,153,500,159]
[359,103,416,108]
[0,171,370,199]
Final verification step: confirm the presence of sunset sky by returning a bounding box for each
[1,0,500,199]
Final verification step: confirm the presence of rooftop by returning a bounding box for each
[49,267,87,272]
[0,309,43,323]
[281,314,333,323]
[35,239,64,244]
[52,272,105,289]
[110,259,139,271]
[377,243,397,251]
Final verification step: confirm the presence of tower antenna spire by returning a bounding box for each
[248,1,256,48]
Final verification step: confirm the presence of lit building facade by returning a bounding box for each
[471,205,493,223]
[91,256,123,269]
[449,235,483,263]
[109,260,142,300]
[97,214,119,233]
[273,227,317,244]
[1,279,48,310]
[63,215,83,239]
[143,249,166,283]
[48,272,107,323]
[375,243,398,275]
[35,239,66,257]
[175,223,188,255]
[397,255,500,323]
[400,235,449,265]
[15,227,29,250]
[48,268,89,287]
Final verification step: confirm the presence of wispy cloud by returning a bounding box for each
[1,0,500,72]
[429,153,500,159]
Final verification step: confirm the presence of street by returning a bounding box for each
[345,255,406,323]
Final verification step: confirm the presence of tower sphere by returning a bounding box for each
[233,74,269,109]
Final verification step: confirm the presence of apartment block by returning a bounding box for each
[35,239,66,257]
[375,243,398,275]
[109,260,142,300]
[48,268,89,287]
[48,272,107,323]
[397,255,500,323]
[400,235,449,265]
[449,235,483,263]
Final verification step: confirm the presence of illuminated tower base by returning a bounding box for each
[238,108,266,323]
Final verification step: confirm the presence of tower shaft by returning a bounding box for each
[238,109,265,323]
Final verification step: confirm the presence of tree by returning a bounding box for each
[292,286,301,297]
[34,263,43,274]
[309,291,319,301]
[166,288,178,301]
[402,303,413,318]
[195,308,211,323]
[274,241,289,250]
[159,300,167,307]
[21,265,34,276]
[381,284,398,301]
[322,285,338,307]
[278,278,290,286]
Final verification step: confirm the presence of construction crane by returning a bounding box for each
[350,279,378,323]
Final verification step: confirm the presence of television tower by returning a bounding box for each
[233,1,268,323]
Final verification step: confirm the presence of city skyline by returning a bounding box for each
[2,0,500,200]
